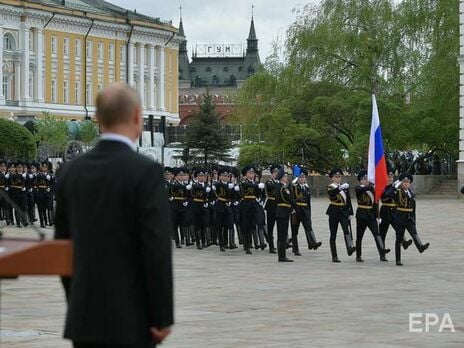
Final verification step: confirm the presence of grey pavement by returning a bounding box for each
[1,198,463,347]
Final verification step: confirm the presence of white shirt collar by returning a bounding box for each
[100,133,137,151]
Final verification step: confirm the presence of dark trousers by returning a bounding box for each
[276,217,289,242]
[356,216,384,257]
[328,216,350,241]
[266,208,276,249]
[73,342,155,348]
[240,201,257,250]
[171,208,188,245]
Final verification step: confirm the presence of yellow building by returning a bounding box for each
[0,0,181,124]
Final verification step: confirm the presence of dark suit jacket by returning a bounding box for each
[54,140,173,345]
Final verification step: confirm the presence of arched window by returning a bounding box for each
[206,67,211,72]
[223,66,229,72]
[212,75,219,85]
[3,33,15,51]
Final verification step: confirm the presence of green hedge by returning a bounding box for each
[0,118,37,160]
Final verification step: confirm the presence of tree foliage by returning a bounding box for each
[79,120,99,144]
[34,112,69,157]
[237,0,459,173]
[184,94,232,166]
[0,118,37,160]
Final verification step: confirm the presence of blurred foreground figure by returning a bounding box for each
[55,83,173,347]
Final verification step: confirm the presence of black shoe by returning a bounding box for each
[278,257,294,262]
[356,257,364,262]
[254,245,259,250]
[17,224,22,228]
[419,243,430,253]
[40,224,46,228]
[220,247,225,252]
[312,242,322,250]
[348,247,356,256]
[380,256,388,261]
[269,248,277,254]
[197,245,202,250]
[246,249,252,255]
[294,251,302,256]
[332,258,341,263]
[176,243,182,249]
[403,239,413,250]
[260,244,267,250]
[384,248,391,254]
[396,261,403,266]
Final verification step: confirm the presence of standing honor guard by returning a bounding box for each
[239,165,264,254]
[213,167,235,251]
[169,167,192,248]
[385,173,430,266]
[275,167,294,262]
[191,168,211,249]
[379,168,413,250]
[253,169,267,250]
[36,161,53,228]
[326,168,356,262]
[354,170,390,262]
[0,160,9,224]
[10,162,28,228]
[230,168,242,246]
[290,168,322,256]
[26,163,38,224]
[264,164,280,254]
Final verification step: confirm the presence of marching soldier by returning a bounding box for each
[36,161,52,228]
[213,167,235,251]
[326,168,356,262]
[164,166,174,185]
[45,161,56,226]
[26,162,38,224]
[264,164,280,254]
[10,161,28,228]
[4,163,16,225]
[191,168,211,249]
[354,170,390,262]
[239,165,264,254]
[230,168,242,247]
[169,167,191,248]
[379,169,413,250]
[290,168,322,256]
[0,160,8,224]
[384,173,430,266]
[253,169,267,250]
[275,167,294,262]
[208,166,218,247]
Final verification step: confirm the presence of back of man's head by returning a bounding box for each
[95,83,141,128]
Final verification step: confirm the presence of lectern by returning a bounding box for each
[0,238,72,278]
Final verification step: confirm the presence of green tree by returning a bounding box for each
[184,94,232,166]
[34,112,68,158]
[79,120,99,144]
[0,118,37,160]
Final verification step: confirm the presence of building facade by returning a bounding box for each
[177,15,260,125]
[0,0,181,124]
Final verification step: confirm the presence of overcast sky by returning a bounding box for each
[110,0,316,61]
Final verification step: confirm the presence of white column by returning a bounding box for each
[20,23,31,102]
[128,42,134,87]
[14,61,21,101]
[138,43,145,107]
[35,28,44,102]
[0,26,4,103]
[459,0,464,197]
[148,44,155,110]
[157,45,165,111]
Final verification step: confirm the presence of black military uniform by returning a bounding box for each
[191,168,211,249]
[326,168,356,262]
[290,168,322,256]
[379,168,413,251]
[384,173,430,266]
[169,167,191,248]
[264,164,280,254]
[36,163,52,228]
[230,168,242,246]
[354,170,390,262]
[239,165,263,255]
[25,163,38,224]
[0,160,8,224]
[275,168,294,262]
[10,162,28,228]
[253,170,267,250]
[213,167,235,251]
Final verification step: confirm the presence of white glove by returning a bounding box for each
[186,184,192,190]
[169,197,174,201]
[228,183,234,189]
[377,218,382,224]
[394,180,401,188]
[22,173,27,178]
[29,174,33,179]
[233,201,239,206]
[46,187,51,192]
[22,187,26,191]
[206,187,211,193]
[348,215,353,220]
[203,203,209,208]
[211,200,216,206]
[226,202,231,207]
[212,185,216,191]
[340,183,349,190]
[258,183,265,189]
[4,187,8,191]
[46,175,51,180]
[5,173,9,179]
[29,188,33,193]
[182,201,188,207]
[234,185,240,192]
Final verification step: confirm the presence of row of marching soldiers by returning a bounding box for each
[0,160,56,230]
[165,164,322,262]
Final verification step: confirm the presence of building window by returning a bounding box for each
[3,76,9,98]
[109,44,114,62]
[51,36,57,55]
[63,80,69,104]
[206,67,211,72]
[86,83,92,105]
[51,79,57,103]
[63,38,69,57]
[98,42,103,60]
[223,66,229,72]
[86,41,92,59]
[75,39,81,57]
[98,83,103,92]
[29,30,34,52]
[3,33,14,50]
[29,74,34,99]
[75,81,80,104]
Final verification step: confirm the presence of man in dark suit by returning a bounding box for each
[55,83,173,348]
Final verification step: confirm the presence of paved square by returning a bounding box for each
[1,198,463,347]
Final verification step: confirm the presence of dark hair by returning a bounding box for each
[95,83,141,128]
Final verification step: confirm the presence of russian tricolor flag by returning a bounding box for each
[367,95,388,202]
